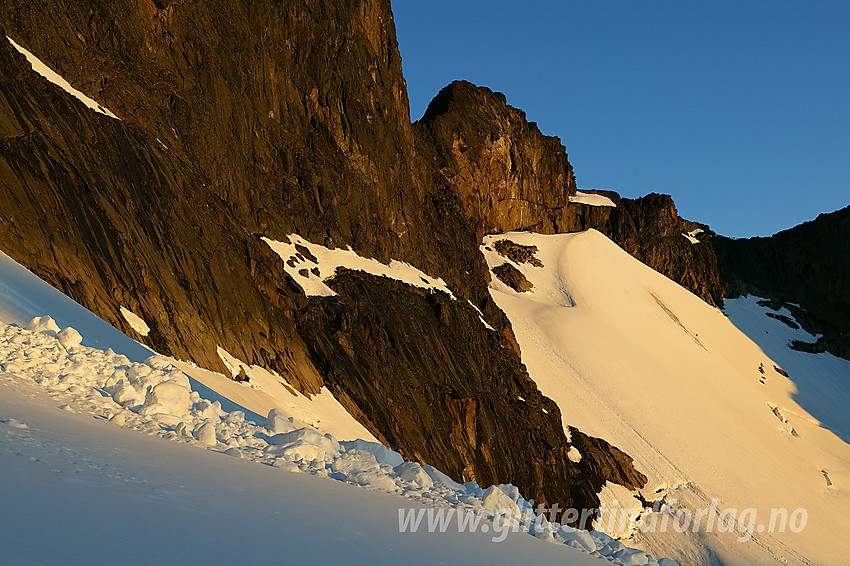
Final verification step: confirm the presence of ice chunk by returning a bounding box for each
[394,462,434,489]
[481,485,519,516]
[331,449,380,476]
[127,365,152,382]
[274,441,326,463]
[164,370,191,390]
[193,422,218,446]
[152,413,182,427]
[268,427,340,455]
[108,412,126,426]
[111,380,139,407]
[144,355,175,370]
[56,327,83,348]
[262,409,296,434]
[224,411,245,425]
[559,527,597,552]
[421,465,464,490]
[25,315,60,334]
[342,439,403,467]
[463,481,484,498]
[142,380,191,416]
[613,547,651,565]
[194,399,225,420]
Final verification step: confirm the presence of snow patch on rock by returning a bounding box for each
[570,190,616,207]
[262,234,454,298]
[120,307,150,336]
[682,229,703,244]
[6,36,120,120]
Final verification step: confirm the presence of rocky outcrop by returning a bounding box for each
[493,264,534,293]
[493,239,544,267]
[415,81,724,306]
[0,36,329,390]
[416,80,577,239]
[715,206,850,359]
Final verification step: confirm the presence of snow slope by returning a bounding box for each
[0,248,678,565]
[482,229,850,566]
[724,296,850,445]
[0,374,615,566]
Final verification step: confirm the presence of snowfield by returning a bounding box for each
[482,229,850,565]
[212,345,379,442]
[0,250,675,565]
[723,295,850,445]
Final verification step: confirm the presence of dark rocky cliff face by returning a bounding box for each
[0,0,649,516]
[715,206,850,359]
[0,35,325,392]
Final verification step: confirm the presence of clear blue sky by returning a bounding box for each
[392,1,849,237]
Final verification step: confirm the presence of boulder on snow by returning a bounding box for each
[773,365,790,377]
[493,239,543,267]
[492,263,533,293]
